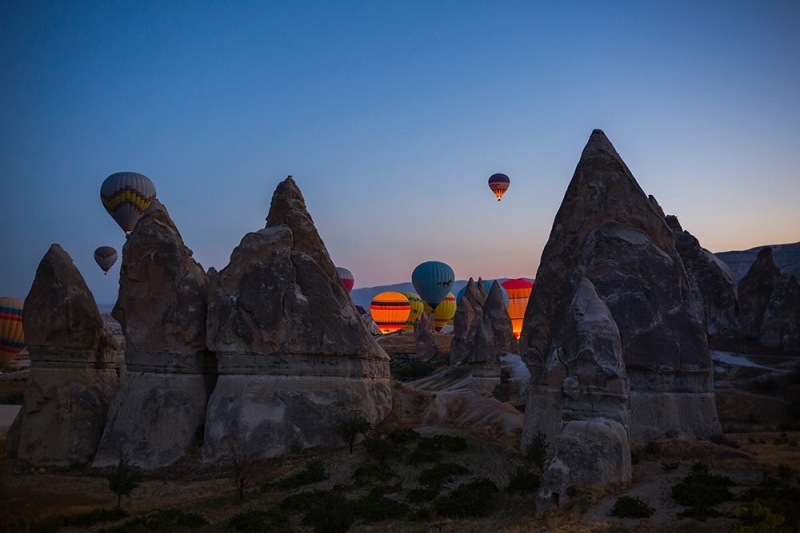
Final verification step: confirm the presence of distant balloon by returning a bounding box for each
[401,292,425,331]
[488,173,510,201]
[411,261,455,310]
[100,172,157,232]
[94,246,118,275]
[370,292,411,335]
[501,278,534,340]
[335,267,355,293]
[456,280,509,308]
[423,292,456,332]
[0,297,25,366]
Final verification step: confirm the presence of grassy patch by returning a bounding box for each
[418,462,470,489]
[671,462,734,519]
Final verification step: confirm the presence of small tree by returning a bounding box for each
[229,440,257,502]
[107,452,143,509]
[336,411,373,454]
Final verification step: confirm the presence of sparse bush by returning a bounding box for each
[107,453,143,509]
[336,411,373,454]
[524,432,548,472]
[506,466,540,493]
[362,431,396,462]
[611,496,654,518]
[433,478,499,518]
[228,441,257,502]
[304,491,356,533]
[418,462,470,489]
[352,462,399,485]
[228,508,294,532]
[407,434,468,464]
[661,461,680,471]
[671,462,734,515]
[354,493,410,522]
[732,501,790,533]
[275,459,328,490]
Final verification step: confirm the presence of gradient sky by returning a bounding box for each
[2,1,799,305]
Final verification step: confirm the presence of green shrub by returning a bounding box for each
[611,496,654,518]
[388,427,421,444]
[406,486,439,503]
[354,494,410,522]
[352,462,399,485]
[362,431,397,462]
[407,434,468,464]
[280,490,330,513]
[107,453,143,509]
[228,508,294,532]
[433,478,499,518]
[506,467,540,493]
[671,462,734,515]
[275,458,328,490]
[418,462,470,489]
[740,473,800,529]
[732,501,790,533]
[304,492,356,533]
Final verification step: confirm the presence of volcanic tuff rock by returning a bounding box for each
[414,311,438,361]
[203,176,392,461]
[532,278,631,512]
[450,278,485,365]
[7,244,119,466]
[737,247,800,351]
[666,215,738,336]
[94,200,215,469]
[520,129,720,445]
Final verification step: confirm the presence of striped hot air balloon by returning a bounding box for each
[423,292,456,332]
[94,246,118,275]
[411,261,454,310]
[488,173,510,201]
[335,266,355,293]
[0,297,25,366]
[501,278,534,339]
[401,292,425,331]
[370,292,411,335]
[100,172,157,232]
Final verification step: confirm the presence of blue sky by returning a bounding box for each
[2,1,799,305]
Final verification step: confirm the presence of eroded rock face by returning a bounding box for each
[414,312,438,361]
[7,244,118,466]
[450,280,517,365]
[520,130,720,445]
[203,177,392,460]
[450,279,484,365]
[93,201,215,469]
[738,247,782,339]
[666,215,738,336]
[760,274,800,350]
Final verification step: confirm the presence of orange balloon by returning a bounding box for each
[370,292,411,334]
[501,278,533,339]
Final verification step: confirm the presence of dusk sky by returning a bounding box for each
[2,1,799,305]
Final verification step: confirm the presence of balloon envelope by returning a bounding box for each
[501,278,534,339]
[335,267,355,293]
[401,292,425,331]
[488,173,510,201]
[100,172,157,232]
[423,292,457,332]
[0,297,25,365]
[370,292,411,334]
[411,261,454,310]
[94,246,118,274]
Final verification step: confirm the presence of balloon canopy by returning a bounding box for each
[335,266,355,293]
[370,292,411,335]
[94,246,118,275]
[423,292,456,332]
[0,297,25,366]
[401,292,425,331]
[100,172,157,232]
[501,278,534,339]
[488,173,510,201]
[411,261,454,310]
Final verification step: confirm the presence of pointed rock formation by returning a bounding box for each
[413,312,438,361]
[203,177,392,460]
[666,215,738,336]
[738,247,782,339]
[533,278,631,511]
[450,279,485,365]
[93,200,215,469]
[520,130,720,446]
[6,244,119,466]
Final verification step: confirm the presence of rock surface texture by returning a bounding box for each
[94,201,215,469]
[203,177,392,460]
[520,130,721,450]
[666,215,738,336]
[737,247,800,351]
[7,244,119,466]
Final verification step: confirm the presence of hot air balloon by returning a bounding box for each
[401,292,425,331]
[456,280,509,308]
[411,261,454,310]
[0,297,25,366]
[501,278,534,340]
[94,246,118,275]
[488,173,510,201]
[370,292,411,334]
[423,292,456,332]
[335,267,355,293]
[100,172,157,233]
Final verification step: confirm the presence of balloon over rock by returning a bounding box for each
[412,261,454,310]
[100,172,157,232]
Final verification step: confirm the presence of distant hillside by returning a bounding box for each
[715,242,800,283]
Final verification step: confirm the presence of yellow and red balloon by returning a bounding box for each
[370,292,411,334]
[0,297,25,365]
[423,292,457,332]
[501,278,534,339]
[401,292,425,331]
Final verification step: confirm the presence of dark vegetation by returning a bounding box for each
[611,495,654,518]
[107,454,143,510]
